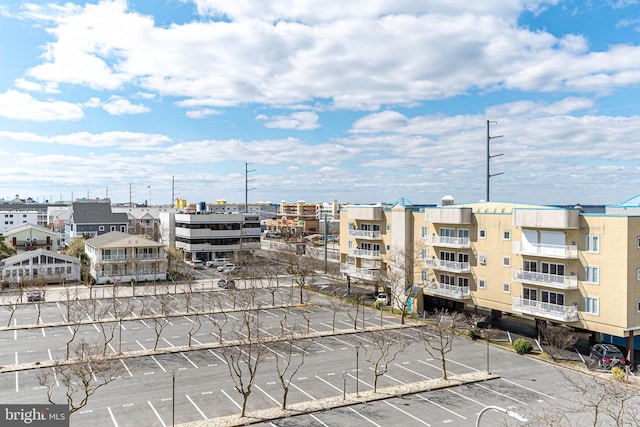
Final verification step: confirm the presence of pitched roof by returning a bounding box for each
[0,249,79,267]
[85,231,162,249]
[71,202,128,224]
[4,223,57,236]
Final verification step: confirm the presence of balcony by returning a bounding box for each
[340,265,381,281]
[101,254,163,262]
[512,270,578,290]
[423,258,471,273]
[348,229,382,239]
[512,296,578,322]
[512,242,578,259]
[423,281,471,300]
[423,235,470,248]
[348,248,382,259]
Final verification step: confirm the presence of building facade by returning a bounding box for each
[159,212,261,261]
[64,200,129,245]
[4,223,58,253]
[0,249,80,286]
[84,231,166,285]
[340,197,640,363]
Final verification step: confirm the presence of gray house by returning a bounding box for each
[64,200,129,246]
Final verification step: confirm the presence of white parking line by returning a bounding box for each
[151,356,167,373]
[289,382,316,400]
[186,394,207,420]
[136,340,147,351]
[446,358,480,372]
[348,407,383,427]
[220,389,242,410]
[255,384,280,406]
[208,349,228,365]
[120,359,133,377]
[476,383,528,405]
[147,401,166,427]
[41,328,46,337]
[181,352,198,368]
[500,377,557,400]
[309,414,329,426]
[107,406,119,427]
[394,362,431,380]
[314,375,341,392]
[384,400,431,426]
[162,337,175,348]
[415,394,466,419]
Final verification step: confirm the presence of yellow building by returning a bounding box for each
[340,197,640,364]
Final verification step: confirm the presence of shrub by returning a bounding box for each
[513,338,533,354]
[611,366,626,381]
[468,327,482,340]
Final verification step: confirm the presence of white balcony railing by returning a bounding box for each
[423,281,470,300]
[348,248,382,259]
[512,270,578,290]
[423,235,470,248]
[512,242,578,259]
[348,229,382,239]
[340,265,381,281]
[512,296,578,322]
[423,258,471,273]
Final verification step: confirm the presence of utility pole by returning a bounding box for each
[245,162,256,213]
[171,176,175,207]
[486,120,504,202]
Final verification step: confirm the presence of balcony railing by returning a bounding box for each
[422,235,470,248]
[348,229,382,239]
[348,248,382,259]
[512,296,578,322]
[340,265,381,281]
[512,270,578,290]
[512,242,578,259]
[423,281,470,300]
[101,254,163,262]
[423,258,470,273]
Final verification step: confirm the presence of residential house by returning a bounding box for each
[4,223,58,253]
[0,249,80,286]
[84,231,166,285]
[64,200,128,246]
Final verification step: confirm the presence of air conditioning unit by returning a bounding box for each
[479,254,487,265]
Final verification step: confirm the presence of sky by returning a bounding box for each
[2,0,640,207]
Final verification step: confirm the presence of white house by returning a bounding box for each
[0,249,80,285]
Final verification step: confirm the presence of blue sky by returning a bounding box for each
[2,0,640,207]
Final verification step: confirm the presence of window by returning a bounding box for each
[585,266,599,284]
[99,226,104,231]
[479,229,486,239]
[478,278,486,289]
[585,297,599,315]
[421,270,429,282]
[110,226,116,231]
[478,253,486,265]
[637,301,640,314]
[637,268,640,282]
[421,227,429,238]
[638,236,640,249]
[585,235,600,253]
[502,256,511,267]
[541,290,564,306]
[386,225,391,232]
[502,282,511,293]
[386,245,390,251]
[503,230,511,240]
[523,287,537,301]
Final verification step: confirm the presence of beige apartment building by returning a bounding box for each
[340,197,640,364]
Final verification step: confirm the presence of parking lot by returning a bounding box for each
[0,280,636,426]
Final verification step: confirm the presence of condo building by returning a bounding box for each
[340,196,640,364]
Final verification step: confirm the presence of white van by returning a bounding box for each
[207,258,230,268]
[187,259,204,269]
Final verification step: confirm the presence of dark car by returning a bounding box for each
[26,291,43,302]
[590,343,626,369]
[217,278,236,289]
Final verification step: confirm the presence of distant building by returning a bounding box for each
[0,249,80,286]
[112,206,179,242]
[159,211,261,261]
[0,209,40,235]
[84,231,166,285]
[64,200,128,245]
[4,223,58,253]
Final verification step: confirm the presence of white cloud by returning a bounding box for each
[186,109,223,119]
[102,97,150,115]
[258,112,320,130]
[14,1,640,110]
[0,90,83,121]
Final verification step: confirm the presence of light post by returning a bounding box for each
[342,371,347,400]
[355,345,360,396]
[476,406,527,426]
[118,318,122,354]
[171,370,176,427]
[486,336,490,374]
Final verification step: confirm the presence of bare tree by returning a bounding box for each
[326,284,348,332]
[1,294,20,327]
[205,293,228,344]
[360,331,409,392]
[272,334,312,410]
[279,245,319,304]
[420,309,470,380]
[37,339,124,416]
[149,293,175,351]
[65,299,92,360]
[539,322,578,362]
[187,311,202,347]
[222,310,268,417]
[385,243,424,324]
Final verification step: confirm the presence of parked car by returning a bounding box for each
[186,259,204,269]
[26,290,43,302]
[375,293,389,307]
[217,278,236,289]
[590,343,627,369]
[217,263,238,274]
[206,258,230,268]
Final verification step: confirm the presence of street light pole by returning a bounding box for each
[355,345,360,396]
[342,371,347,400]
[171,370,176,427]
[476,406,527,426]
